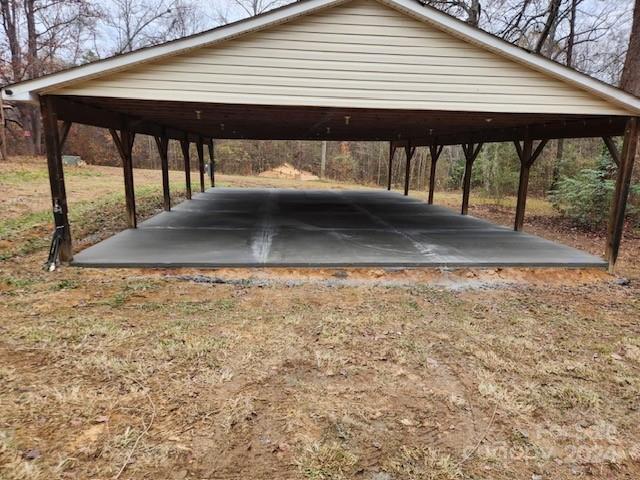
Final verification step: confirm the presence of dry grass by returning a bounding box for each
[1,159,640,479]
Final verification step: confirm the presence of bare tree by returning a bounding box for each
[422,0,482,26]
[0,0,100,154]
[622,0,640,95]
[103,0,202,55]
[158,0,204,40]
[230,0,289,17]
[551,0,577,190]
[534,0,561,53]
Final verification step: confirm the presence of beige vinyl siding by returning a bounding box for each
[53,0,630,115]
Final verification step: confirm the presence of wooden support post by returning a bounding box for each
[404,143,416,196]
[197,136,205,193]
[208,139,215,187]
[320,140,327,179]
[109,124,137,228]
[606,117,639,273]
[603,136,621,167]
[460,142,483,215]
[40,95,73,261]
[180,135,192,200]
[513,139,548,231]
[428,144,443,205]
[0,97,7,161]
[154,131,171,211]
[59,121,72,149]
[387,142,395,191]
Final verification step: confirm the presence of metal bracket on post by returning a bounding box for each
[44,199,65,272]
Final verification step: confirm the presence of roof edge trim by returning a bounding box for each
[1,0,348,103]
[383,0,640,114]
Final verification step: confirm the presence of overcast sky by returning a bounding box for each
[97,0,635,42]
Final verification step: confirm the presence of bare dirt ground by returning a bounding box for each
[1,157,640,480]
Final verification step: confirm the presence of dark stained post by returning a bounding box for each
[109,124,137,228]
[197,136,205,193]
[404,143,416,196]
[605,135,624,261]
[40,95,73,261]
[428,144,443,204]
[460,142,483,215]
[208,139,215,187]
[154,130,171,211]
[603,136,621,167]
[59,121,72,148]
[513,139,548,231]
[123,129,136,228]
[387,142,396,191]
[180,135,192,200]
[606,117,639,272]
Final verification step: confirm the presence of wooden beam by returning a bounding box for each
[51,96,205,143]
[461,142,483,215]
[208,138,215,187]
[387,142,396,191]
[513,139,548,231]
[404,143,416,196]
[513,138,523,160]
[394,116,627,149]
[514,140,533,232]
[180,135,192,200]
[197,136,205,193]
[530,139,548,165]
[603,136,621,167]
[40,95,73,261]
[606,117,639,272]
[59,121,72,149]
[109,125,137,228]
[154,131,171,211]
[50,95,632,145]
[428,144,443,204]
[0,96,7,161]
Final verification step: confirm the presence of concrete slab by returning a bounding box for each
[72,188,607,268]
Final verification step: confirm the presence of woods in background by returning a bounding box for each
[1,0,639,227]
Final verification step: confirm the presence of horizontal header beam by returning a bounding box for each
[50,96,208,143]
[46,95,629,145]
[392,116,627,148]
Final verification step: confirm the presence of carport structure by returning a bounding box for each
[3,0,640,271]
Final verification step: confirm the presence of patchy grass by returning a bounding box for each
[386,446,463,480]
[297,442,359,479]
[1,160,639,479]
[411,190,557,217]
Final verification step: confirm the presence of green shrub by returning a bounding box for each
[549,149,639,228]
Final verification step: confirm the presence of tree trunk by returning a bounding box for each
[622,0,640,95]
[550,0,576,191]
[535,0,561,54]
[24,0,40,155]
[550,139,564,190]
[467,0,481,26]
